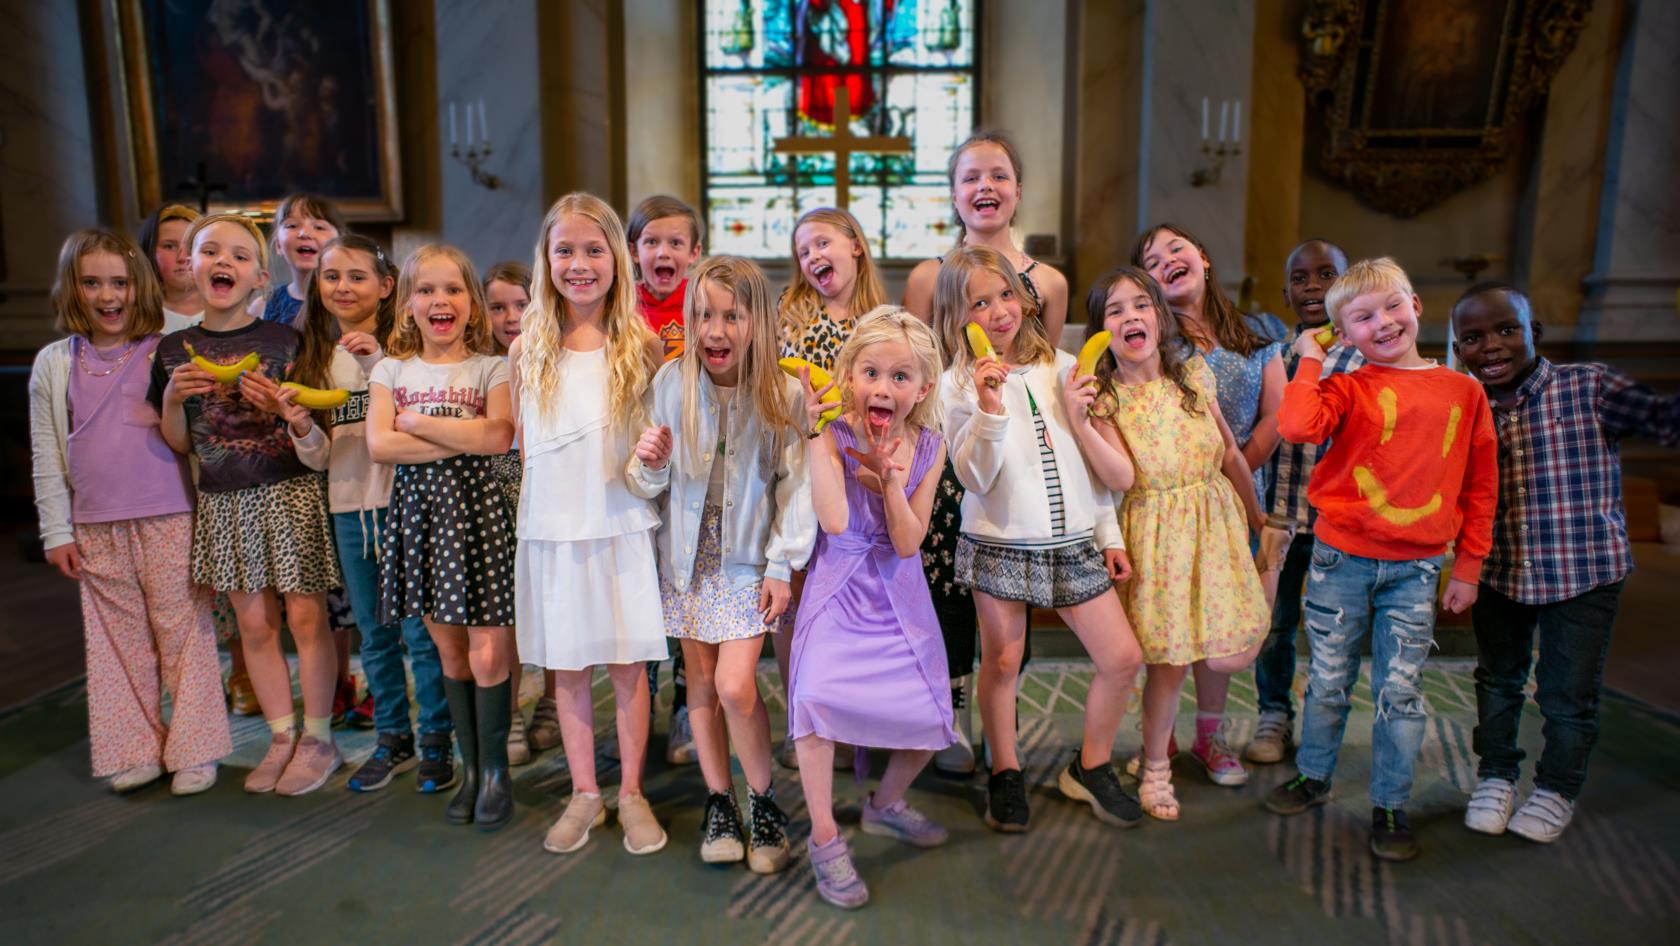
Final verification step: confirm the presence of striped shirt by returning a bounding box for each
[1267,331,1364,528]
[1029,390,1067,536]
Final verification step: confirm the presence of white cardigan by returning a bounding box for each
[941,350,1125,551]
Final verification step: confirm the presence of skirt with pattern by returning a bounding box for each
[920,460,978,677]
[661,504,772,644]
[380,454,515,627]
[192,473,341,595]
[955,535,1113,610]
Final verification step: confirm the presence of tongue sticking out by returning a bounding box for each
[867,406,894,428]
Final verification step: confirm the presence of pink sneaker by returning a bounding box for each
[1190,734,1249,787]
[244,730,298,794]
[274,735,343,796]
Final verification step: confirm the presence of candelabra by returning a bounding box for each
[448,99,500,190]
[1190,97,1243,188]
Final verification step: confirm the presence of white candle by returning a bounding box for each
[1233,100,1242,144]
[1219,100,1229,143]
[1201,96,1209,142]
[478,99,489,143]
[449,102,457,145]
[466,104,475,146]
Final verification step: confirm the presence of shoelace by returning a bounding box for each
[705,797,741,841]
[750,795,787,846]
[1254,717,1289,741]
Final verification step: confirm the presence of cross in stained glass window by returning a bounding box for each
[773,86,911,212]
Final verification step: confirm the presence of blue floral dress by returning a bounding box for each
[1180,312,1285,498]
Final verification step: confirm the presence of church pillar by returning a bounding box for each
[539,0,627,211]
[1243,0,1305,315]
[1071,0,1146,298]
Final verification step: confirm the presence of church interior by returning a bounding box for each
[0,1,1677,943]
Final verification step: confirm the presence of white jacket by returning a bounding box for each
[27,339,75,550]
[941,350,1124,550]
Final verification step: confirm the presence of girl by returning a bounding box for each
[1085,267,1269,820]
[628,255,807,873]
[511,194,668,856]
[298,235,457,794]
[137,204,204,332]
[256,192,347,328]
[936,245,1143,832]
[1131,224,1286,788]
[790,307,953,910]
[151,213,342,797]
[366,245,517,829]
[30,229,230,795]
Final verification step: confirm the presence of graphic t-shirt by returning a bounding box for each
[369,353,509,424]
[636,280,687,363]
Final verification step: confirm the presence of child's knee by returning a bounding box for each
[714,672,760,718]
[982,645,1024,678]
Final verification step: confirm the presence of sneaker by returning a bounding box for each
[808,834,869,910]
[1124,734,1180,777]
[618,791,668,855]
[170,762,217,796]
[227,673,261,717]
[699,791,746,864]
[109,762,163,793]
[746,787,792,874]
[330,677,358,728]
[346,694,376,731]
[1244,711,1294,764]
[507,707,533,767]
[1190,733,1250,787]
[527,696,562,751]
[1370,807,1420,861]
[415,731,457,793]
[544,792,607,854]
[1058,755,1142,828]
[1265,773,1332,815]
[244,730,298,794]
[274,735,343,796]
[666,705,697,766]
[984,768,1030,833]
[1507,789,1574,844]
[347,732,417,792]
[861,793,949,847]
[1464,777,1517,835]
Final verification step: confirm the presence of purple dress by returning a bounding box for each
[788,420,956,751]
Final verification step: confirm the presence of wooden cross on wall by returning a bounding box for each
[773,86,911,211]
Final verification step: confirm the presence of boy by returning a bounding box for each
[1264,257,1498,862]
[627,195,704,363]
[1452,283,1678,843]
[1249,239,1362,765]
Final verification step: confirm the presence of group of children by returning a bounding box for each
[27,127,1678,910]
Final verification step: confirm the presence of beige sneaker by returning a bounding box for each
[544,792,606,854]
[110,762,163,793]
[274,735,343,796]
[619,791,668,855]
[244,730,298,794]
[508,707,533,766]
[527,696,563,751]
[170,763,218,796]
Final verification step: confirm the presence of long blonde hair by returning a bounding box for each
[833,306,944,435]
[779,207,886,362]
[387,245,496,359]
[677,256,797,476]
[933,244,1053,386]
[520,193,655,428]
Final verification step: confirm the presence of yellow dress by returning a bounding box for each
[1109,357,1268,665]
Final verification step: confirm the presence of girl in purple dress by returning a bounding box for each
[790,307,956,910]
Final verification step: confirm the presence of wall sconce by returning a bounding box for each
[448,99,501,190]
[1190,96,1243,188]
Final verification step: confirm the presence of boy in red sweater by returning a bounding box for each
[1263,257,1498,862]
[628,195,703,363]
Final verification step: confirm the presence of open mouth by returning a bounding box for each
[209,272,237,292]
[1122,326,1149,349]
[1476,355,1511,379]
[866,405,895,428]
[972,197,1000,214]
[565,276,598,293]
[810,262,835,290]
[1163,263,1190,286]
[427,310,458,332]
[1373,328,1403,347]
[293,245,318,261]
[95,305,125,323]
[1301,297,1324,312]
[703,346,731,366]
[653,264,677,283]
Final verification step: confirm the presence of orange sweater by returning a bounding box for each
[1277,359,1496,583]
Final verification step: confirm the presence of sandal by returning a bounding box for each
[1139,759,1180,821]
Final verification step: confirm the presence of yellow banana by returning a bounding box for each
[281,382,351,410]
[1352,467,1442,526]
[184,342,260,384]
[964,322,996,360]
[1313,325,1337,349]
[1077,330,1112,377]
[777,357,842,433]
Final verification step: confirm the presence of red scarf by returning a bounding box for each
[636,279,687,362]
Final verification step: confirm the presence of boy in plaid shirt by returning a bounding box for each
[1452,283,1680,843]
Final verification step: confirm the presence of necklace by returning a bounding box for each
[77,338,139,378]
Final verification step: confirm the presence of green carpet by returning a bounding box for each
[1,660,1676,945]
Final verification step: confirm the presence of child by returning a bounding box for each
[790,307,953,910]
[137,204,204,332]
[150,213,343,796]
[367,245,517,829]
[1452,283,1679,843]
[1248,239,1360,765]
[296,235,456,794]
[257,192,346,328]
[627,255,809,872]
[29,229,231,795]
[936,246,1143,831]
[1265,257,1497,862]
[511,193,669,856]
[1085,267,1269,821]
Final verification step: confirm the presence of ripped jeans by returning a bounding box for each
[1294,539,1442,809]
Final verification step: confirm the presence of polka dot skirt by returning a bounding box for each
[380,454,515,627]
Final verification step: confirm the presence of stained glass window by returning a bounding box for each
[702,0,978,260]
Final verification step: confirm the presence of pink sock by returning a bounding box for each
[1193,712,1221,750]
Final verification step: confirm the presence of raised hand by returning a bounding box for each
[1292,328,1327,362]
[338,330,381,357]
[974,355,1009,415]
[844,420,906,489]
[635,424,674,470]
[798,364,837,433]
[1063,369,1101,425]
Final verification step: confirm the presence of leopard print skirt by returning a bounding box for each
[192,473,342,595]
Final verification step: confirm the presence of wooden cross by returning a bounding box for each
[177,161,227,214]
[773,86,911,211]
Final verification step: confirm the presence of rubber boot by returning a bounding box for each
[474,676,515,831]
[443,677,478,825]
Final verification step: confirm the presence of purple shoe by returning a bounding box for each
[808,834,869,909]
[860,793,949,848]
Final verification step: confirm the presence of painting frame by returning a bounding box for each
[114,0,403,222]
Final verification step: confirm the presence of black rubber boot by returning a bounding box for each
[443,677,478,825]
[473,676,515,831]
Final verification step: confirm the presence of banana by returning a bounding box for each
[1313,325,1337,349]
[777,357,842,433]
[280,382,351,410]
[1076,330,1112,377]
[184,342,260,384]
[964,322,996,359]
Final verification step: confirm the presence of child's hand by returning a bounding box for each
[759,576,791,625]
[974,356,1009,415]
[1064,370,1101,425]
[798,365,837,432]
[635,425,674,470]
[1293,330,1327,362]
[845,422,906,488]
[1441,577,1478,614]
[338,331,381,357]
[1105,548,1132,583]
[239,372,313,436]
[394,406,425,435]
[44,543,82,581]
[164,361,216,406]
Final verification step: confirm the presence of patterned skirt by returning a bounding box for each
[956,535,1113,610]
[661,504,771,644]
[380,454,515,627]
[192,473,341,595]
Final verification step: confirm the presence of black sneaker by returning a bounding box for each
[415,731,457,794]
[985,768,1030,833]
[1264,773,1332,815]
[746,787,792,874]
[1057,755,1142,828]
[1370,807,1420,861]
[347,732,416,792]
[700,791,746,864]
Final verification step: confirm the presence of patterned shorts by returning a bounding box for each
[192,473,341,596]
[661,505,771,644]
[955,536,1114,610]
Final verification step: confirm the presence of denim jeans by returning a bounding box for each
[1295,539,1442,809]
[1256,532,1316,717]
[333,510,451,736]
[1471,580,1621,800]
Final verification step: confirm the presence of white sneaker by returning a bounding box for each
[1244,711,1293,764]
[665,705,697,765]
[1463,777,1517,835]
[110,762,163,793]
[1507,788,1574,844]
[170,763,218,796]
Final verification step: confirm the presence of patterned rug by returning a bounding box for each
[0,659,1675,945]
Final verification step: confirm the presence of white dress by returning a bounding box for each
[515,347,667,669]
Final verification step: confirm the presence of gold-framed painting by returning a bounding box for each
[1298,0,1591,217]
[115,0,403,221]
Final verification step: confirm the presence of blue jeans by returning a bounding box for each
[1256,532,1316,717]
[333,510,451,736]
[1471,580,1621,800]
[1295,539,1442,810]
